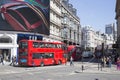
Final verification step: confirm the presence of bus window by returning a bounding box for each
[44,53,54,58]
[19,42,28,48]
[52,44,57,48]
[58,44,62,48]
[19,52,28,56]
[39,42,45,48]
[50,44,53,48]
[32,53,43,59]
[49,53,54,58]
[56,44,60,48]
[33,42,39,48]
[54,44,57,48]
[48,43,52,48]
[44,43,48,48]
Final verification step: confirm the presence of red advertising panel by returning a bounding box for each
[0,0,50,35]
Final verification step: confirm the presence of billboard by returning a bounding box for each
[0,0,50,35]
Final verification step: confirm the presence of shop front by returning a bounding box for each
[0,33,18,63]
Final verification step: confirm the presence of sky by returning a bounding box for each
[69,0,116,33]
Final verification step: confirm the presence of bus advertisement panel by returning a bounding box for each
[0,0,50,35]
[18,40,67,66]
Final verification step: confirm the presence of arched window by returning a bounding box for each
[0,36,12,43]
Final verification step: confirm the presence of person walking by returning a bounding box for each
[70,56,73,66]
[10,56,15,66]
[116,58,120,70]
[0,55,4,65]
[100,57,106,67]
[0,54,1,63]
[108,57,112,68]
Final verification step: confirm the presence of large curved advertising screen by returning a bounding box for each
[0,0,50,35]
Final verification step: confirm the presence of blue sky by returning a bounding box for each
[69,0,116,33]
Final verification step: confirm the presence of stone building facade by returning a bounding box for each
[115,0,120,56]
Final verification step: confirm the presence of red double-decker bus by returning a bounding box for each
[67,45,82,61]
[18,40,67,66]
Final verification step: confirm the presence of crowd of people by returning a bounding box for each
[0,54,17,66]
[100,56,112,68]
[97,55,120,70]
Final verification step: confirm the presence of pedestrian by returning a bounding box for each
[0,54,1,63]
[116,58,120,70]
[0,55,4,65]
[101,57,104,67]
[106,57,111,67]
[14,56,17,66]
[65,57,67,65]
[70,56,73,66]
[106,57,108,67]
[10,56,15,66]
[108,57,112,68]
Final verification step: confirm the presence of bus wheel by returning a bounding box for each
[58,60,61,65]
[40,62,44,67]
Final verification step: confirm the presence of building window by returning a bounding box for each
[0,37,12,43]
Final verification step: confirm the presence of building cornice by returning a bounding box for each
[54,0,61,6]
[61,3,80,22]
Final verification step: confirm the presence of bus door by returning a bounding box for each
[18,41,28,66]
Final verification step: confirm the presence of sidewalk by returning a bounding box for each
[0,61,18,66]
[74,62,120,74]
[0,61,9,66]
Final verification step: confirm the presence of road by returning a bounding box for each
[0,61,120,80]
